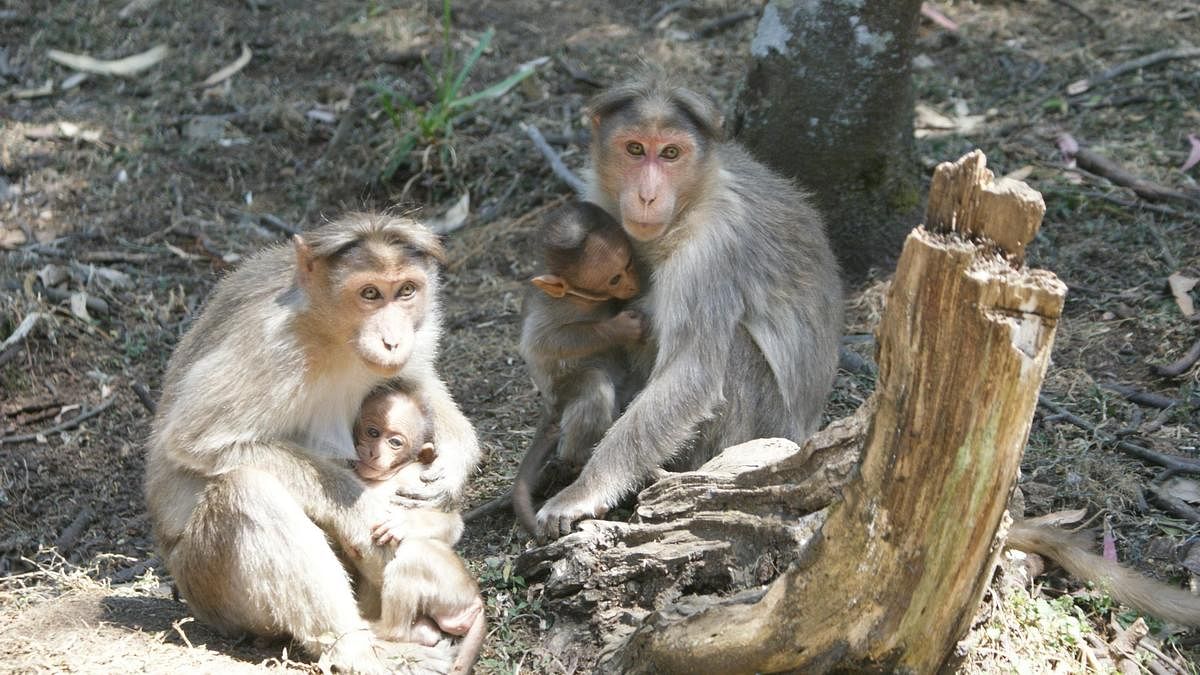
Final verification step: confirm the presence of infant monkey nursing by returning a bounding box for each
[351,384,486,670]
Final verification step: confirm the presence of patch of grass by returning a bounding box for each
[367,0,540,183]
[476,555,551,672]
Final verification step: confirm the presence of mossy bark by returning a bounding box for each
[732,0,923,282]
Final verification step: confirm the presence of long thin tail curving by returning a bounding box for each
[1008,521,1200,626]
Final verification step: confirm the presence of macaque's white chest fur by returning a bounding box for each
[295,362,378,461]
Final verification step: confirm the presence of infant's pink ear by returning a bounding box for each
[531,274,569,298]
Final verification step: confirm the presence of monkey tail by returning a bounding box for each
[450,609,486,675]
[512,420,561,537]
[1008,521,1200,626]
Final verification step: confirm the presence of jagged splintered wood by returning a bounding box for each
[600,151,1066,673]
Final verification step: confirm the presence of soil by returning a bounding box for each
[1,0,1198,673]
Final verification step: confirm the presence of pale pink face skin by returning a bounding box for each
[352,392,425,482]
[597,126,701,242]
[344,267,431,373]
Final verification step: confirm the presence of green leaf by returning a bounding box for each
[447,28,494,101]
[450,62,536,111]
[380,132,417,181]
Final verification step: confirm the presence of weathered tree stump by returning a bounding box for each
[516,151,1066,673]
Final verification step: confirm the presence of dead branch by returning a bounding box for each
[688,9,758,40]
[1068,143,1200,206]
[1037,395,1200,473]
[132,382,157,414]
[1068,47,1200,95]
[0,397,116,445]
[53,506,94,553]
[1152,337,1200,378]
[519,122,586,196]
[1099,382,1179,409]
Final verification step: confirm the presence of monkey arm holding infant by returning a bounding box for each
[145,213,480,673]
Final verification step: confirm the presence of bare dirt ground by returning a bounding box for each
[1,0,1198,672]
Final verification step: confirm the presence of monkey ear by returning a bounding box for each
[293,235,317,290]
[531,275,569,298]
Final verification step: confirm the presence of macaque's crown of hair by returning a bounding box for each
[366,379,433,440]
[585,69,725,142]
[305,212,447,265]
[540,202,626,272]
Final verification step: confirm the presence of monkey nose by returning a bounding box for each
[638,193,656,206]
[381,338,397,351]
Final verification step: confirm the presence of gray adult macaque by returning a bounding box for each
[145,213,480,673]
[535,72,844,540]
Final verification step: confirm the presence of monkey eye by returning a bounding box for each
[360,286,383,301]
[609,274,622,286]
[366,427,381,438]
[626,141,645,157]
[397,281,418,299]
[660,145,680,160]
[387,436,406,449]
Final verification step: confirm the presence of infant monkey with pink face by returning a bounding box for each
[352,383,486,671]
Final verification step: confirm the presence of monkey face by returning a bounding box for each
[342,267,432,373]
[600,128,703,241]
[353,391,427,481]
[575,236,638,300]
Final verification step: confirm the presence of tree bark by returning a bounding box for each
[732,0,923,282]
[600,151,1065,673]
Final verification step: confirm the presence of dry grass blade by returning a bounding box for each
[47,44,169,76]
[198,44,252,88]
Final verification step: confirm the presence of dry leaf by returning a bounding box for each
[69,292,92,321]
[1168,272,1197,317]
[1056,133,1079,161]
[1182,133,1200,172]
[198,44,252,88]
[1102,519,1117,562]
[1,312,44,351]
[1003,165,1035,182]
[1163,476,1200,504]
[47,44,168,77]
[920,2,959,31]
[425,193,470,235]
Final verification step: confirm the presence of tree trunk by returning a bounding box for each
[732,0,923,282]
[603,151,1064,673]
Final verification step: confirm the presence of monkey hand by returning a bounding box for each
[535,481,610,542]
[387,460,456,508]
[607,309,645,344]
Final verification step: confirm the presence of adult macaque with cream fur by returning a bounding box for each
[535,73,843,540]
[348,384,485,675]
[145,213,480,673]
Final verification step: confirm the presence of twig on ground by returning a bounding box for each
[1145,220,1180,270]
[646,0,691,28]
[1068,47,1200,95]
[688,9,758,39]
[0,397,116,445]
[1049,0,1101,29]
[1069,144,1200,206]
[1,312,44,352]
[1152,338,1200,378]
[54,507,94,553]
[1099,382,1179,409]
[519,122,586,196]
[553,55,602,89]
[109,556,160,584]
[1037,395,1200,473]
[259,213,300,237]
[132,382,157,414]
[77,251,155,264]
[1147,482,1200,524]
